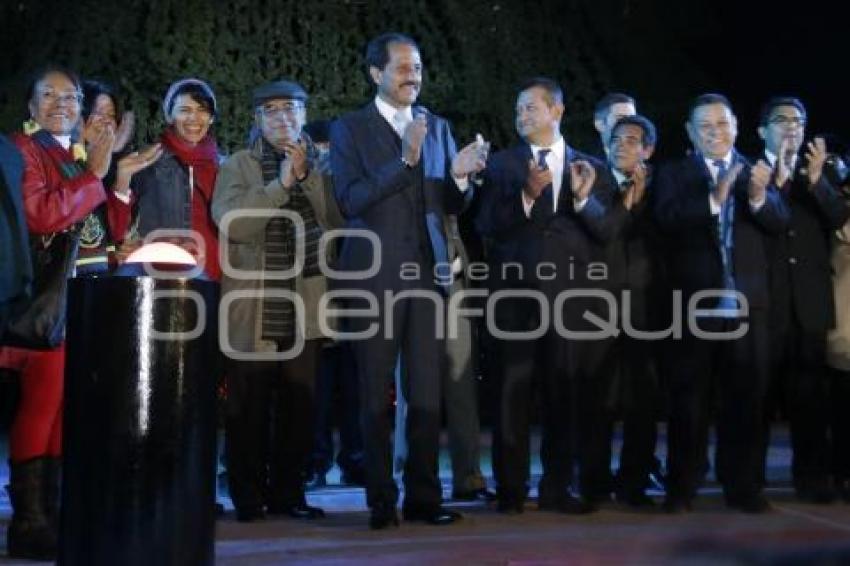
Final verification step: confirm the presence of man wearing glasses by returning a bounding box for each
[757,97,850,503]
[212,79,343,522]
[653,93,790,514]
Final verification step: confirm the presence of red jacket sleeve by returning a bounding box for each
[12,134,107,234]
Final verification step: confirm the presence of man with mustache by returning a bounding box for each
[757,97,850,503]
[654,93,790,513]
[330,32,485,529]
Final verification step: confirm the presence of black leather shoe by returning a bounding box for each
[662,496,692,514]
[728,492,771,514]
[617,489,656,509]
[402,506,463,525]
[452,487,498,502]
[496,498,524,514]
[538,494,596,515]
[340,467,367,487]
[369,505,400,530]
[235,505,266,522]
[796,480,837,504]
[304,471,327,491]
[268,502,325,519]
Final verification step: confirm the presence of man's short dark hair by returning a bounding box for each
[610,115,658,148]
[365,32,419,71]
[593,92,635,122]
[518,77,564,106]
[688,93,733,122]
[758,96,807,126]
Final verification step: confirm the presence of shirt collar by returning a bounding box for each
[374,96,412,127]
[611,167,629,188]
[530,135,566,162]
[52,134,71,151]
[703,150,733,170]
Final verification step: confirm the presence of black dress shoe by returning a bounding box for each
[235,505,266,522]
[496,498,525,514]
[726,492,771,514]
[340,467,367,487]
[369,505,400,530]
[616,490,656,509]
[402,506,463,525]
[538,494,596,515]
[795,480,837,504]
[268,502,325,519]
[662,496,692,514]
[304,471,327,491]
[452,487,498,501]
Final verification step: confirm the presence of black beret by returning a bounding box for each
[252,80,308,106]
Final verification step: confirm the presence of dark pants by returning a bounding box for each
[489,295,539,504]
[224,339,321,511]
[350,287,444,511]
[311,341,364,477]
[616,336,663,494]
[830,368,850,482]
[765,317,831,490]
[537,325,616,502]
[666,313,770,502]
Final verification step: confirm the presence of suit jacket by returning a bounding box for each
[0,134,31,335]
[764,152,850,333]
[599,167,669,329]
[653,152,790,310]
[330,101,468,293]
[475,141,625,293]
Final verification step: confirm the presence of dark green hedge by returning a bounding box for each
[1,0,706,154]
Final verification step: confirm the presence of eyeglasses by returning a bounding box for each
[38,89,83,106]
[768,116,806,128]
[258,102,304,118]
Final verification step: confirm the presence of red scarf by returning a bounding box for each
[159,127,221,280]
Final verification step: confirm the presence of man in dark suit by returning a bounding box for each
[476,77,624,515]
[599,115,666,507]
[757,97,850,503]
[654,93,790,513]
[329,32,485,529]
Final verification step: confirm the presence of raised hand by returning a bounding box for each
[279,139,310,188]
[86,122,116,179]
[451,134,489,178]
[774,136,793,187]
[113,111,136,154]
[523,158,553,202]
[401,114,428,166]
[570,159,596,202]
[114,143,163,196]
[712,162,744,206]
[805,136,828,186]
[749,159,772,203]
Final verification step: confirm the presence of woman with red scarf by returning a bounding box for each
[126,78,221,280]
[1,65,125,561]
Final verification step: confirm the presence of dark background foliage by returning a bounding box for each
[0,0,846,159]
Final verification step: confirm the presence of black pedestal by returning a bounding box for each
[59,276,219,566]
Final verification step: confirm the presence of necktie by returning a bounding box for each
[713,159,736,309]
[534,148,554,217]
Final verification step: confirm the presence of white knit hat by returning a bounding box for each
[162,77,217,120]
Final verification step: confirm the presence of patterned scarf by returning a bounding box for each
[259,138,323,344]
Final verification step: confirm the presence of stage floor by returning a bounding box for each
[2,427,850,565]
